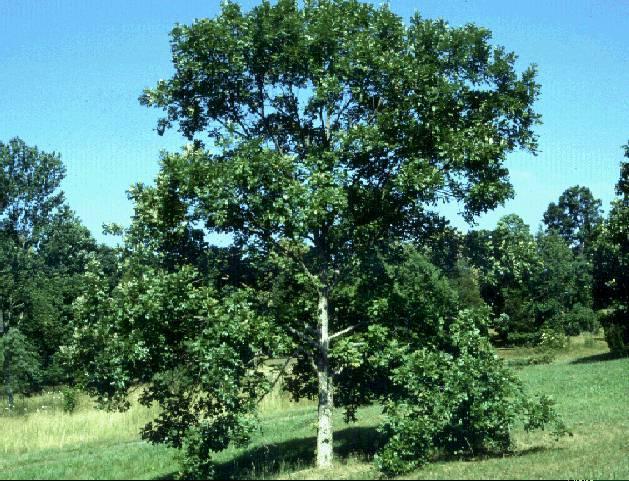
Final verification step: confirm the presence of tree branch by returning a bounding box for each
[255,340,318,405]
[248,225,319,286]
[214,118,246,139]
[333,90,353,130]
[329,322,366,341]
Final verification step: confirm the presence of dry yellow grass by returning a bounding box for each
[0,390,160,455]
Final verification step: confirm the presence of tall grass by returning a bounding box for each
[0,390,160,455]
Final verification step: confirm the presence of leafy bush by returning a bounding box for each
[0,329,42,401]
[61,387,78,414]
[67,262,281,479]
[562,306,599,336]
[600,310,629,355]
[375,309,567,476]
[538,328,568,351]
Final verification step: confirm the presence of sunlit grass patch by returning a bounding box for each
[0,390,160,455]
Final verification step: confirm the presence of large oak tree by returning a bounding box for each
[140,0,542,469]
[68,1,567,476]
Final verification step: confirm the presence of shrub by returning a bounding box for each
[562,306,599,336]
[600,310,629,355]
[0,329,42,402]
[375,309,567,476]
[61,387,78,414]
[538,328,568,351]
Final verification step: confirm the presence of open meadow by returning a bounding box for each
[1,335,627,480]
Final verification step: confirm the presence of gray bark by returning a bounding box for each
[316,287,334,469]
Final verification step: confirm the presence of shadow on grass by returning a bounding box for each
[212,429,565,480]
[152,425,383,480]
[570,351,627,365]
[152,425,565,480]
[434,444,558,467]
[155,427,563,480]
[213,425,383,479]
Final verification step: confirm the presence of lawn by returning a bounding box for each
[1,335,627,480]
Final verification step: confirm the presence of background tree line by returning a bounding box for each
[0,138,116,408]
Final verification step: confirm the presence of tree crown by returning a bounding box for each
[141,0,541,263]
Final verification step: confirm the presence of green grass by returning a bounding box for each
[1,335,627,480]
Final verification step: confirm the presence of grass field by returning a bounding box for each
[1,335,627,480]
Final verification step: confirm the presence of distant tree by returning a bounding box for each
[448,258,487,311]
[491,215,540,287]
[543,186,603,254]
[38,206,97,276]
[592,142,629,353]
[0,328,41,402]
[531,231,595,337]
[0,138,66,243]
[28,208,100,384]
[0,138,65,406]
[0,138,98,405]
[467,215,596,344]
[465,215,539,339]
[491,215,539,344]
[416,223,486,310]
[70,1,564,475]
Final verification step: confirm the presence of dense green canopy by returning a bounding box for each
[543,185,603,253]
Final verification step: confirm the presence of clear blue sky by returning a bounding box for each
[1,0,627,245]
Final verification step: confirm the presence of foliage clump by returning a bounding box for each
[61,387,78,414]
[66,261,281,479]
[0,329,41,398]
[375,308,567,476]
[593,142,629,354]
[543,185,603,254]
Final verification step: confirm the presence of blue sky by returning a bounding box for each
[1,0,627,244]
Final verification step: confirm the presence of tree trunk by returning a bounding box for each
[316,287,334,469]
[0,309,13,410]
[4,359,13,410]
